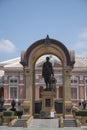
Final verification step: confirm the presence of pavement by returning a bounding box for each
[0,119,87,130]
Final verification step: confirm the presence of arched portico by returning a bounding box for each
[21,35,75,117]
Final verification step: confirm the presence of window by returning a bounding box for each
[9,76,18,99]
[84,78,87,84]
[9,76,18,86]
[55,74,62,84]
[71,79,77,84]
[36,75,39,79]
[20,75,23,80]
[71,76,78,99]
[84,77,87,100]
[10,87,17,99]
[39,79,44,83]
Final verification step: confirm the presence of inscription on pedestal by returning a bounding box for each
[65,105,72,115]
[65,108,71,114]
[45,99,51,107]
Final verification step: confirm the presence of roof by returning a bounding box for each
[36,55,61,67]
[0,55,87,69]
[74,56,87,67]
[0,57,22,68]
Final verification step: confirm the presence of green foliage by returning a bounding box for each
[16,110,23,116]
[75,110,87,116]
[3,110,14,116]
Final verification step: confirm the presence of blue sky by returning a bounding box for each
[0,0,87,61]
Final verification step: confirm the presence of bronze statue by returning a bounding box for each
[42,57,54,90]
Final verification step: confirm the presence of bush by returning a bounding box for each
[3,110,14,116]
[75,110,87,116]
[16,110,23,117]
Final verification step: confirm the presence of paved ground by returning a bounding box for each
[0,119,87,130]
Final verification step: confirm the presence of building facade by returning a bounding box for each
[0,55,87,110]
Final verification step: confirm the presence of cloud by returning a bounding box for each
[73,30,87,56]
[79,31,87,39]
[74,42,87,56]
[0,38,16,53]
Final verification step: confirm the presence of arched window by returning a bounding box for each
[9,76,18,99]
[71,76,78,99]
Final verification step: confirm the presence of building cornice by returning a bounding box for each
[4,67,23,72]
[73,67,87,71]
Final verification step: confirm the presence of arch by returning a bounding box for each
[21,37,74,68]
[21,36,75,117]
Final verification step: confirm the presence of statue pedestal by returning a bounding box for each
[40,90,56,118]
[22,100,30,115]
[64,101,73,118]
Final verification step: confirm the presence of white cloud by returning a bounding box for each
[79,31,87,39]
[0,38,16,53]
[73,30,87,56]
[74,41,87,56]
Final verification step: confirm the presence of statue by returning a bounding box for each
[82,100,86,110]
[11,99,16,111]
[42,57,54,90]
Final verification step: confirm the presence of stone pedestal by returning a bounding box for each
[41,90,56,118]
[64,101,73,118]
[22,100,30,115]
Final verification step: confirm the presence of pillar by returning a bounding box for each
[22,67,33,115]
[63,67,72,118]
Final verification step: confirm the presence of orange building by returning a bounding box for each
[0,55,87,111]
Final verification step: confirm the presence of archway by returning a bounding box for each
[20,35,75,117]
[35,54,63,115]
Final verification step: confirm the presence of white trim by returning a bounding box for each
[80,75,83,80]
[19,83,24,86]
[3,84,9,86]
[79,84,84,86]
[4,68,23,71]
[73,68,87,71]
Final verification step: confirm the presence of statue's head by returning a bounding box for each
[46,57,49,61]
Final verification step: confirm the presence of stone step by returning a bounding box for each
[63,118,77,127]
[13,119,27,127]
